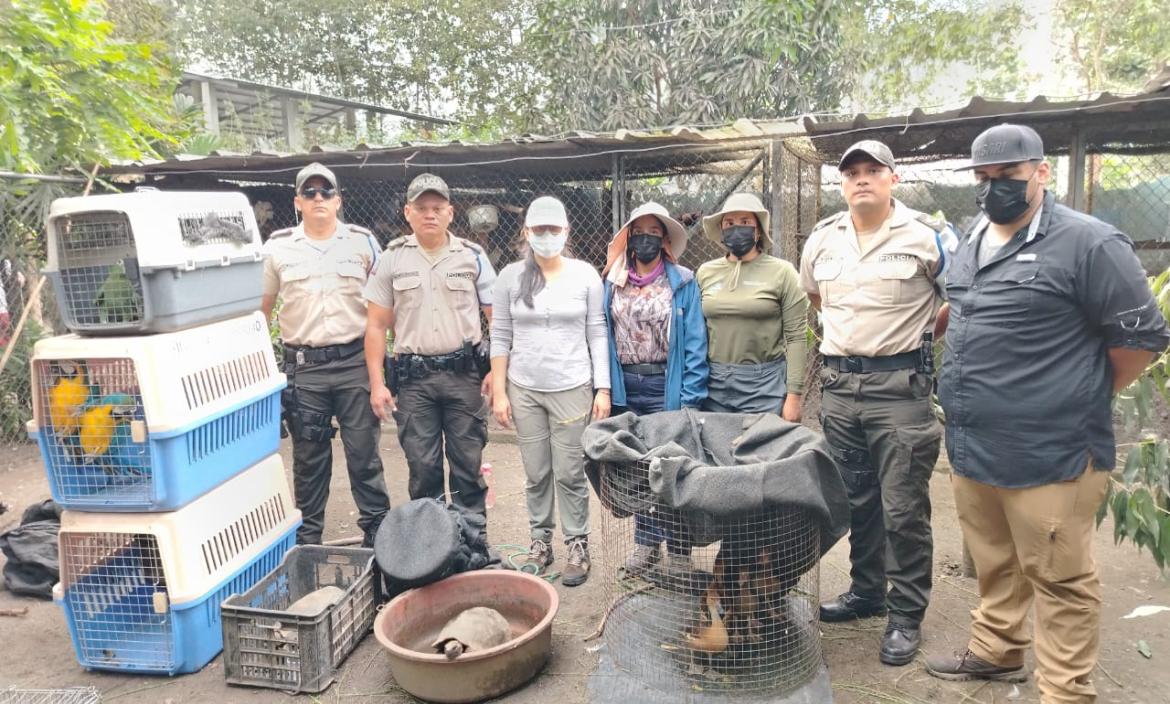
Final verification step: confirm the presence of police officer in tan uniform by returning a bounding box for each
[800,140,953,666]
[364,173,497,517]
[262,162,391,547]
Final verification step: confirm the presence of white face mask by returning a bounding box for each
[529,231,567,258]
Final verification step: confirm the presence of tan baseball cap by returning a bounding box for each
[838,140,896,171]
[406,173,450,202]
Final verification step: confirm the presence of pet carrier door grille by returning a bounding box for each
[59,532,174,671]
[53,212,144,329]
[35,358,150,505]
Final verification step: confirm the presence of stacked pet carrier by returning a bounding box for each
[27,189,301,675]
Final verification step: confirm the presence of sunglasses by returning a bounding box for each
[300,187,337,200]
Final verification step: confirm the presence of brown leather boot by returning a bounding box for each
[924,649,1027,683]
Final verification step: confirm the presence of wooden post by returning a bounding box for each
[1068,127,1088,213]
[768,139,789,261]
[282,97,302,151]
[199,80,219,135]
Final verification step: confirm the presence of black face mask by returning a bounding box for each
[975,174,1034,225]
[721,225,758,258]
[628,233,664,264]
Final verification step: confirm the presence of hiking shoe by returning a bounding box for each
[623,544,660,576]
[562,537,591,587]
[924,649,1028,683]
[519,539,554,575]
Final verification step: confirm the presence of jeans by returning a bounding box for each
[615,371,690,556]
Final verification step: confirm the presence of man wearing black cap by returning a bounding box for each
[262,162,391,547]
[926,124,1169,702]
[801,139,952,666]
[364,173,497,517]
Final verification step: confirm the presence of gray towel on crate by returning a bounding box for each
[582,409,849,555]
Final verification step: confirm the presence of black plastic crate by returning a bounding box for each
[221,545,376,693]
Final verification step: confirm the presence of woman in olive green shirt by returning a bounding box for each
[696,192,808,420]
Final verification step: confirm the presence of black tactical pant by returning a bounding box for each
[392,368,488,516]
[820,367,941,627]
[288,357,390,546]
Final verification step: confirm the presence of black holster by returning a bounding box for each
[384,353,398,395]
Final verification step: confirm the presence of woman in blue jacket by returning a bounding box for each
[601,201,708,579]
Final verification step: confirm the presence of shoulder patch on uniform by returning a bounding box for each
[812,212,847,231]
[268,227,294,239]
[913,212,946,232]
[386,237,409,249]
[347,224,374,237]
[460,238,485,255]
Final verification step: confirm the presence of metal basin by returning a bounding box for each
[373,571,559,703]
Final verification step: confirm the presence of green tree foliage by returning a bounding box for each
[838,0,1027,111]
[1055,0,1170,93]
[529,0,848,131]
[169,0,539,132]
[1106,269,1170,570]
[0,0,183,174]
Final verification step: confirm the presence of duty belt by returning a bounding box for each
[824,351,919,373]
[397,348,470,371]
[283,338,364,366]
[621,362,667,375]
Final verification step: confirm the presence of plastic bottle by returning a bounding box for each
[481,462,496,509]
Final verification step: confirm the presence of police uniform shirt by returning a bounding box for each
[940,191,1170,489]
[262,222,381,348]
[364,232,496,356]
[800,199,950,358]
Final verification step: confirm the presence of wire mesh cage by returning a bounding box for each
[55,454,301,674]
[598,458,822,696]
[28,312,285,511]
[44,190,263,336]
[0,688,102,704]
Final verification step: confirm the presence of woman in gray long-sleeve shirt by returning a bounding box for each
[490,196,610,586]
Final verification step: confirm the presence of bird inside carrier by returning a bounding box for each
[28,312,285,511]
[583,409,850,697]
[44,190,263,335]
[54,454,301,674]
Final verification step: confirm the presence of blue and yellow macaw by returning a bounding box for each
[47,364,91,436]
[79,393,146,475]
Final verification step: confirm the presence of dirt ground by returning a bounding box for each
[2,429,1169,704]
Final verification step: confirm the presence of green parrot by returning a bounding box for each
[94,260,142,324]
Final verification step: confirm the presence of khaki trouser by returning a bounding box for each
[952,463,1110,704]
[508,381,593,542]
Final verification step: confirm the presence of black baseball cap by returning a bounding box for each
[956,123,1045,171]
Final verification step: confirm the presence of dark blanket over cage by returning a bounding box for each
[582,409,848,555]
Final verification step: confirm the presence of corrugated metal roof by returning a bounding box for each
[804,70,1170,162]
[103,118,805,187]
[104,68,1170,186]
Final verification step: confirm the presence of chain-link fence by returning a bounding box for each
[1,137,1165,442]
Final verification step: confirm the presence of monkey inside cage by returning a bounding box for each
[583,410,849,699]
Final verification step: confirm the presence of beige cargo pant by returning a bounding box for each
[952,462,1110,704]
[508,381,593,543]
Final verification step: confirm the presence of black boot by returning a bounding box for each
[879,623,921,666]
[819,591,887,622]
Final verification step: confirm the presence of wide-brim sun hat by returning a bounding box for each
[702,192,771,250]
[617,201,688,258]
